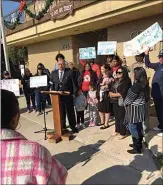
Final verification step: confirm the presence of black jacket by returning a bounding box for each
[50,68,77,95]
[21,73,35,93]
[69,67,81,89]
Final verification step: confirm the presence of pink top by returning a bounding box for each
[87,90,98,105]
[1,129,67,185]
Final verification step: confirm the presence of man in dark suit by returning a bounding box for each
[51,59,78,133]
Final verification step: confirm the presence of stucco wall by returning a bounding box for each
[28,36,73,74]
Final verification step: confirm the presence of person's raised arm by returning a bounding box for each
[76,53,86,66]
[144,48,159,70]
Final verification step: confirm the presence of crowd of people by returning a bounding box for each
[1,47,163,184]
[2,49,163,150]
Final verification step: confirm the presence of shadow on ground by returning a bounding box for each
[53,140,105,170]
[82,154,163,185]
[20,107,27,114]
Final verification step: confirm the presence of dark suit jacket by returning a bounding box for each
[51,68,77,95]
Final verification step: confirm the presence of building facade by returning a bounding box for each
[5,0,163,76]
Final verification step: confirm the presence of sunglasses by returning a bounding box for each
[116,71,122,74]
[38,68,43,70]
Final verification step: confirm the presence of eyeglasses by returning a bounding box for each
[116,71,122,74]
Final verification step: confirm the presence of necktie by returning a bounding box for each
[60,71,63,82]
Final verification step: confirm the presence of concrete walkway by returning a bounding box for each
[18,97,163,184]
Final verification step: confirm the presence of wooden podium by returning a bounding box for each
[41,91,73,143]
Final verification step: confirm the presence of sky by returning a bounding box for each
[2,0,20,16]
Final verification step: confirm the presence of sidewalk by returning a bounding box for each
[18,97,163,184]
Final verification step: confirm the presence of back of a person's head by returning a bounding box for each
[56,53,65,61]
[134,67,148,86]
[1,89,19,129]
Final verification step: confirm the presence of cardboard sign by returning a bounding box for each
[0,79,20,96]
[79,47,96,59]
[97,41,117,55]
[30,75,47,88]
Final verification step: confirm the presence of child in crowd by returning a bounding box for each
[87,83,99,127]
[74,89,87,129]
[99,72,114,102]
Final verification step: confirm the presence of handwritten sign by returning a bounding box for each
[133,22,163,53]
[79,47,96,59]
[97,41,117,55]
[49,2,73,21]
[0,79,20,96]
[30,75,47,88]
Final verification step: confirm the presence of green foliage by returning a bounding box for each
[8,47,28,66]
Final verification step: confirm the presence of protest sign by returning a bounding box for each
[123,40,140,57]
[79,47,96,59]
[0,79,20,96]
[30,75,47,88]
[133,22,163,53]
[97,41,117,55]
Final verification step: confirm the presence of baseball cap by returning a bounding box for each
[158,49,163,58]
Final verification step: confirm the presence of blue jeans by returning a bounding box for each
[128,122,143,139]
[35,90,46,112]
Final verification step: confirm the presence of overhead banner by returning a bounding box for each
[97,41,117,55]
[30,75,47,88]
[0,79,20,96]
[79,47,96,59]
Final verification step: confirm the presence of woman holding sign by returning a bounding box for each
[35,64,50,116]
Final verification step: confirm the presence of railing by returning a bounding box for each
[3,7,25,24]
[3,0,70,28]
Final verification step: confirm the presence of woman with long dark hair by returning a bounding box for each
[109,66,131,138]
[97,64,114,129]
[80,63,98,112]
[35,64,50,116]
[80,63,98,98]
[124,67,150,154]
[21,68,36,113]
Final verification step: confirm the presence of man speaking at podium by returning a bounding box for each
[51,55,79,133]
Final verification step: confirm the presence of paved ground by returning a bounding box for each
[18,97,163,184]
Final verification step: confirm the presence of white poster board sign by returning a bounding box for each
[30,75,47,88]
[97,41,117,55]
[133,22,163,53]
[79,47,96,59]
[0,79,20,96]
[123,40,140,57]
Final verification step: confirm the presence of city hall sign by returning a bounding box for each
[49,2,74,21]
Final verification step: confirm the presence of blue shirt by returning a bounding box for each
[145,55,163,98]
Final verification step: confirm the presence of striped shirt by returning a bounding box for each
[124,82,146,124]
